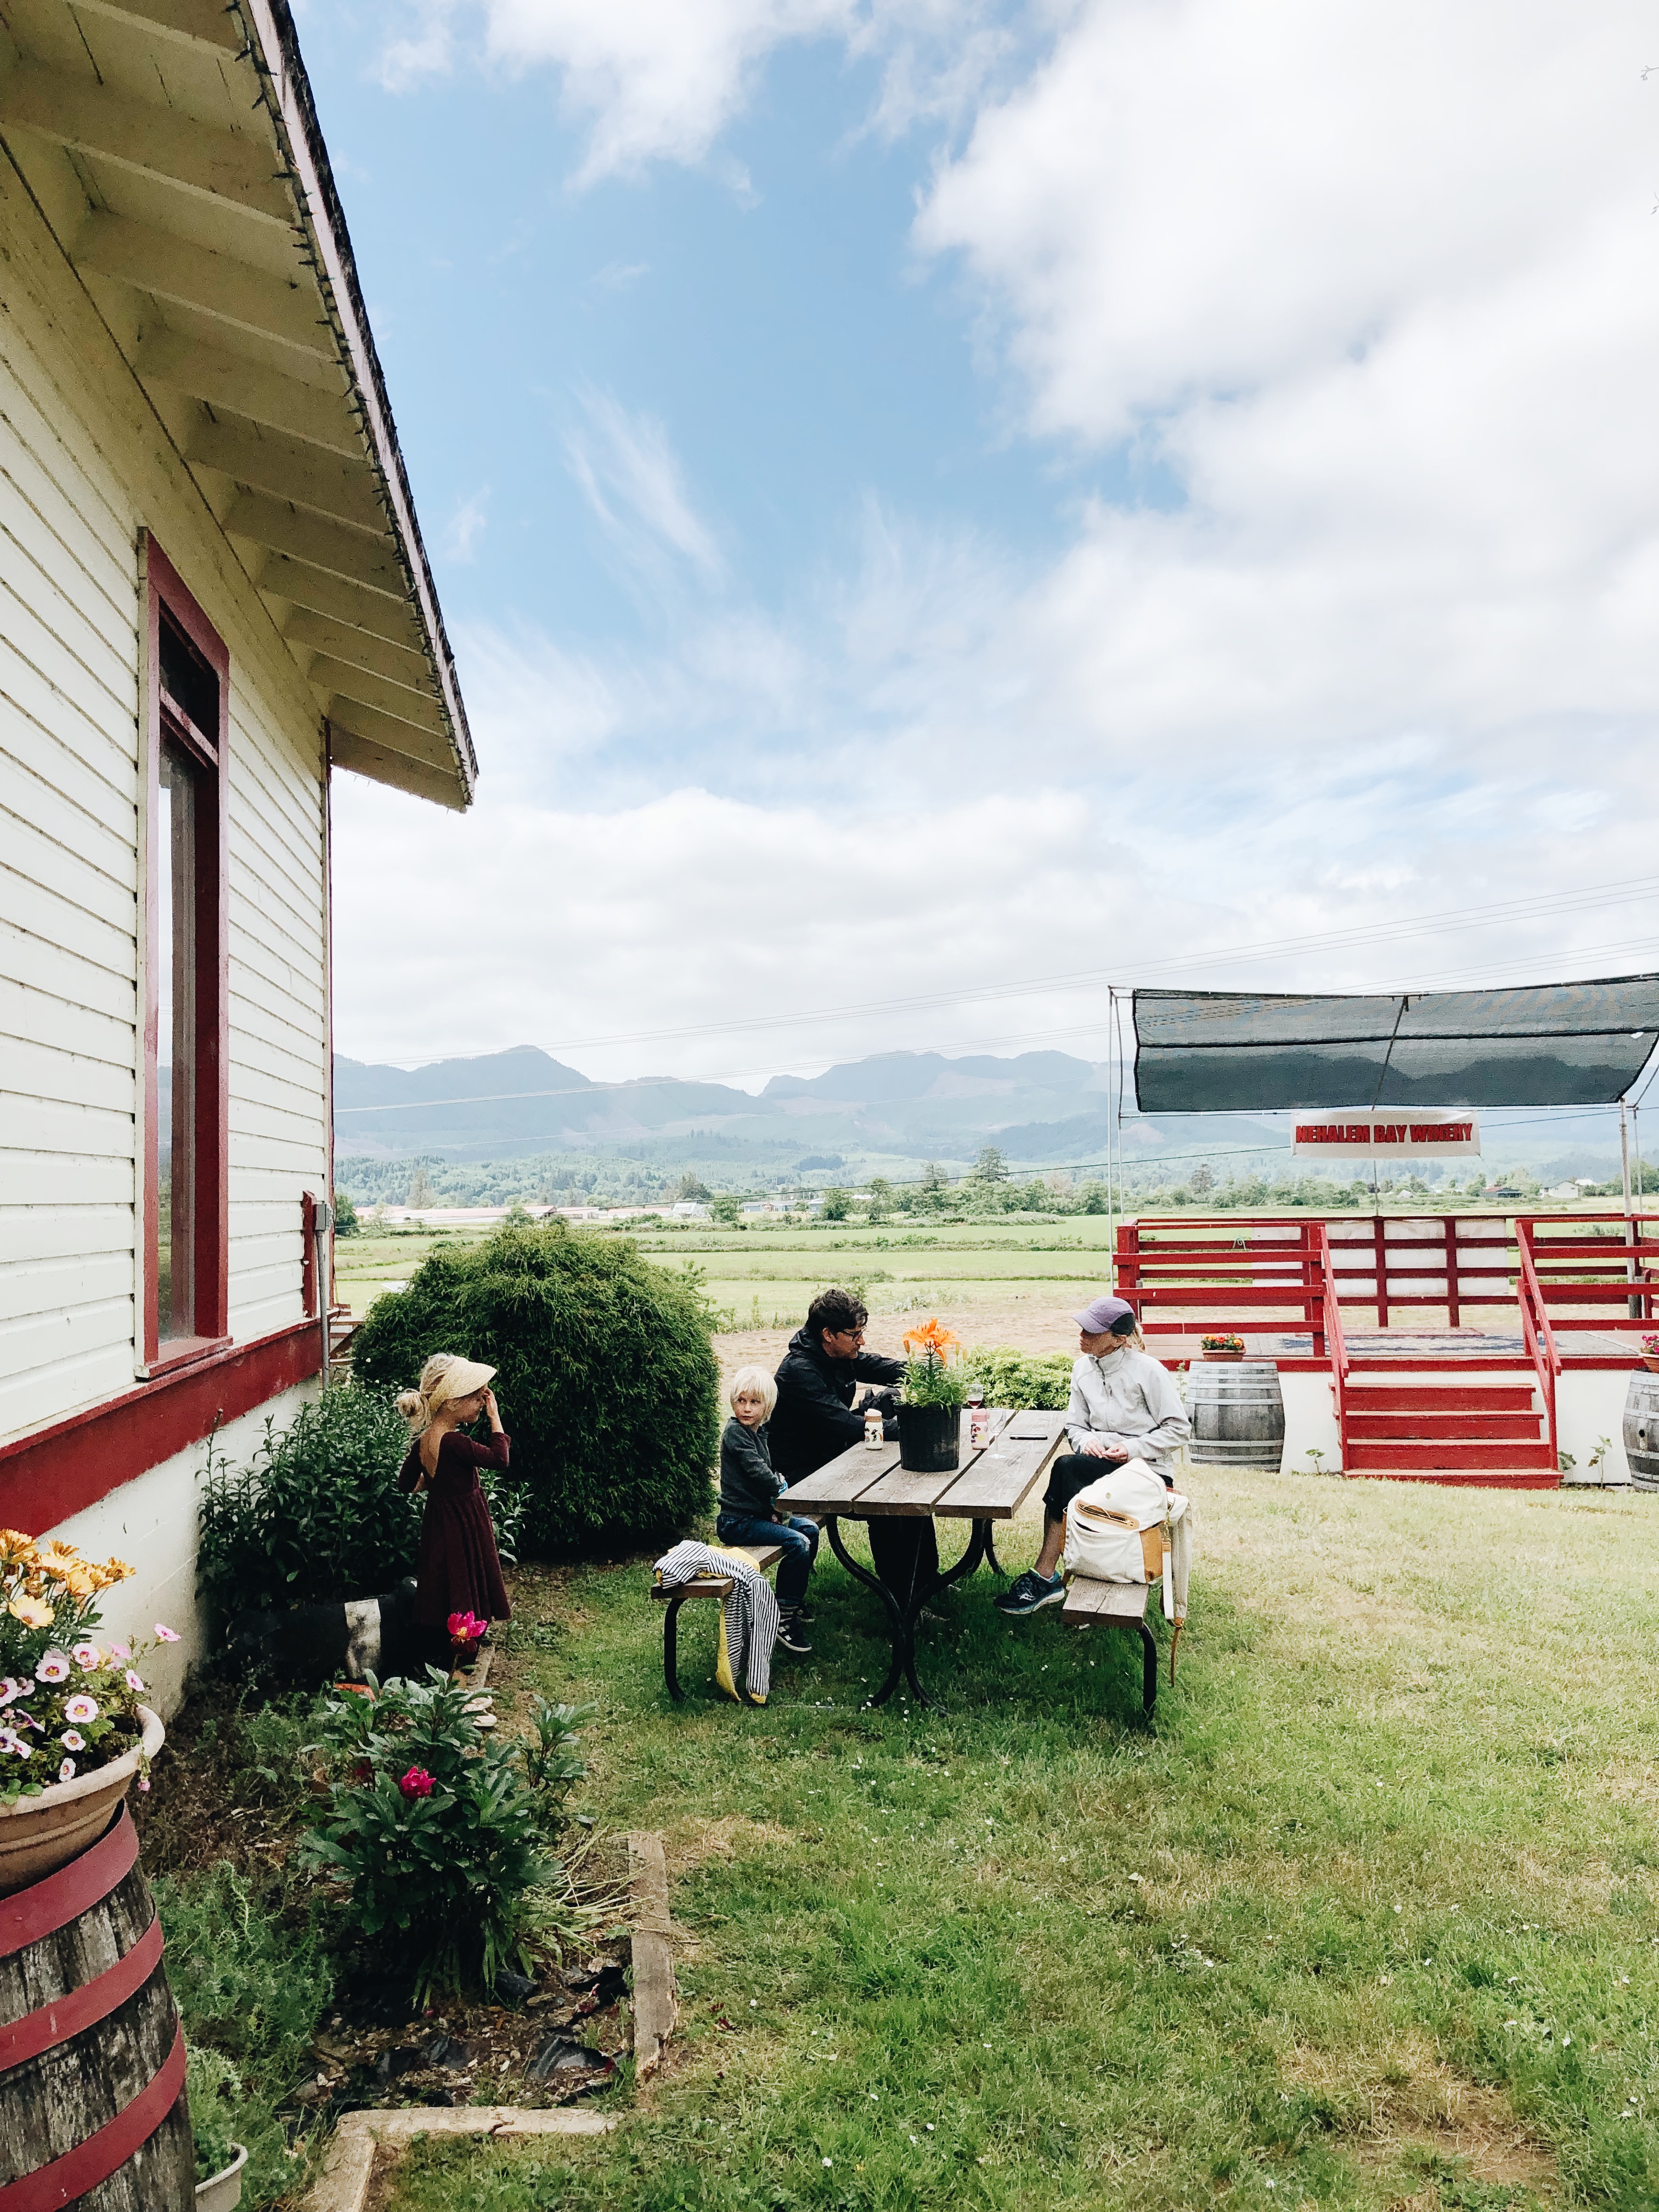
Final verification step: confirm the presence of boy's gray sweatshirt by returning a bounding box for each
[719,1417,783,1518]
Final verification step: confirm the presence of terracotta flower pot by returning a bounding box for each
[1201,1348,1246,1362]
[0,1706,164,1894]
[1643,1357,1659,1374]
[196,2145,249,2210]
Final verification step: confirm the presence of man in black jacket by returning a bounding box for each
[771,1288,939,1601]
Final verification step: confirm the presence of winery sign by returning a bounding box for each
[1292,1115,1481,1160]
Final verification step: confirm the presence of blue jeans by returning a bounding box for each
[715,1512,819,1609]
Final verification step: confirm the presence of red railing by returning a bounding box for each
[1116,1210,1659,1345]
[1515,1223,1562,1465]
[1314,1224,1351,1465]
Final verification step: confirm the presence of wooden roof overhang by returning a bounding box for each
[0,0,476,809]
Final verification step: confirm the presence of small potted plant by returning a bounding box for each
[187,2045,249,2209]
[1643,1334,1659,1374]
[1200,1333,1247,1362]
[897,1317,967,1472]
[0,1532,170,1891]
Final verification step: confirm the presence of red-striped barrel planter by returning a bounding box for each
[0,1805,193,2209]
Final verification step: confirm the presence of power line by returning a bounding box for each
[365,873,1659,1069]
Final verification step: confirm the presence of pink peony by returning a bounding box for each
[60,1730,85,1752]
[71,1643,101,1670]
[125,1669,144,1694]
[154,1624,180,1643]
[398,1766,435,1800]
[63,1695,99,1725]
[447,1610,487,1645]
[58,1758,75,1782]
[34,1651,70,1684]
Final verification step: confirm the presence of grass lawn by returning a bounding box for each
[377,1467,1659,2212]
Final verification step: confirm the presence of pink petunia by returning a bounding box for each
[154,1624,180,1643]
[63,1695,98,1725]
[0,1678,22,1706]
[0,1729,27,1757]
[109,1644,131,1661]
[125,1669,144,1694]
[60,1729,85,1752]
[138,1775,150,1792]
[34,1651,70,1684]
[58,1757,75,1782]
[398,1766,435,1799]
[71,1643,101,1670]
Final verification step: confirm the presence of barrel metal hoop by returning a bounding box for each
[0,1807,138,1958]
[0,2018,183,2212]
[0,1910,163,2072]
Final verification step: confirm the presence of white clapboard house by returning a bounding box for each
[1,0,474,1702]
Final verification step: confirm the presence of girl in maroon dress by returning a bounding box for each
[396,1354,511,1675]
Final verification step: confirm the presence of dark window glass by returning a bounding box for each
[157,738,199,1343]
[159,614,218,743]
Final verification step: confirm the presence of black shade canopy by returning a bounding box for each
[1132,976,1659,1113]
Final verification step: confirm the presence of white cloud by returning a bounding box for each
[563,387,724,586]
[374,0,1018,180]
[442,487,490,562]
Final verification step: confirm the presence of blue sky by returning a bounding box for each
[311,2,1659,1094]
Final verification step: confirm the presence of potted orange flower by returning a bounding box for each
[1200,1333,1247,1363]
[898,1317,967,1472]
[0,1530,167,1891]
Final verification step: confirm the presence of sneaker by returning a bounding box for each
[775,1610,813,1656]
[992,1569,1064,1617]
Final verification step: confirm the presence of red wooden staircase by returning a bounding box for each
[1338,1379,1556,1487]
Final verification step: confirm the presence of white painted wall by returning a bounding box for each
[1,158,330,1447]
[40,1378,320,1717]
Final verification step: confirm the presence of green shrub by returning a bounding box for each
[155,1860,334,2207]
[351,1218,720,1553]
[298,1672,586,1996]
[196,1386,421,1621]
[962,1345,1074,1410]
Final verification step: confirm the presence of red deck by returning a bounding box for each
[1120,1210,1654,1489]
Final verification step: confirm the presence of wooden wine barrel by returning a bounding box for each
[1184,1361,1286,1471]
[0,1805,194,2211]
[1622,1370,1659,1489]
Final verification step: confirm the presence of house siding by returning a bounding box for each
[1,157,331,1468]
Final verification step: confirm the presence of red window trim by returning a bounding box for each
[142,535,229,1372]
[0,1318,322,1535]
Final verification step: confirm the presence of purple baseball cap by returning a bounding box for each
[1071,1294,1136,1335]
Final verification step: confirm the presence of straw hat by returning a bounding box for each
[426,1355,495,1408]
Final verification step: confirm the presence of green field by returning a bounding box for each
[373,1466,1659,2212]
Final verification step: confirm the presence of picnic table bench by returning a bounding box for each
[650,1541,785,1703]
[780,1409,1071,1712]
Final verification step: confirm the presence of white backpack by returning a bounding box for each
[1062,1458,1172,1586]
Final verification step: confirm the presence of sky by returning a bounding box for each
[307,0,1659,1097]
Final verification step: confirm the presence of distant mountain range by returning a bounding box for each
[331,1043,1636,1188]
[332,1045,1127,1171]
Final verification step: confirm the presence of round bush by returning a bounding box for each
[351,1218,720,1554]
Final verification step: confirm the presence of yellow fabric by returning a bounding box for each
[714,1608,766,1706]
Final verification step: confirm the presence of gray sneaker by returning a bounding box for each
[993,1568,1064,1616]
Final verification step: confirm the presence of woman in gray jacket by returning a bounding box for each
[995,1294,1189,1617]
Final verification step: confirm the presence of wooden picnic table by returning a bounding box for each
[778,1407,1069,1711]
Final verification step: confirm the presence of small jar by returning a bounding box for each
[864,1408,884,1449]
[970,1409,990,1449]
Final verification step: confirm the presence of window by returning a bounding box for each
[143,538,228,1370]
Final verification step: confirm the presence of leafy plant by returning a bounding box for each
[351,1217,720,1554]
[332,1187,359,1236]
[184,2042,242,2182]
[960,1346,1074,1411]
[297,1671,586,1997]
[196,1387,423,1621]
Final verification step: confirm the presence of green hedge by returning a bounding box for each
[961,1346,1075,1412]
[197,1385,420,1622]
[351,1218,720,1554]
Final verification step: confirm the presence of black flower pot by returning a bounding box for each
[897,1402,961,1474]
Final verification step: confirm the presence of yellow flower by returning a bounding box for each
[33,1542,82,1578]
[60,1567,97,1599]
[0,1530,37,1566]
[7,1594,54,1629]
[98,1558,136,1586]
